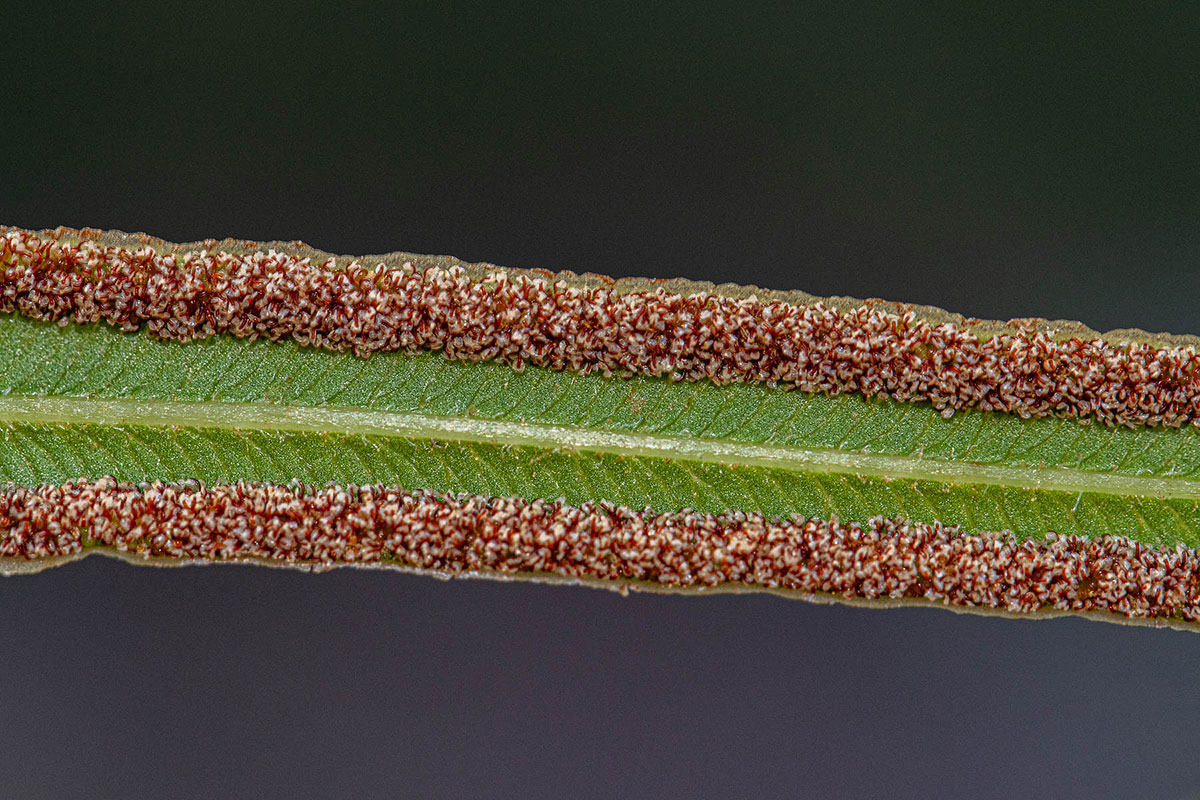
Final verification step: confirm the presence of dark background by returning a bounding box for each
[3,3,1199,798]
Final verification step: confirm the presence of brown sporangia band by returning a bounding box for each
[3,227,1200,429]
[2,479,1198,623]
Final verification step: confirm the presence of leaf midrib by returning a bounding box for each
[4,395,1198,500]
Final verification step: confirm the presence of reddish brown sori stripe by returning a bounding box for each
[4,479,1199,623]
[3,228,1200,428]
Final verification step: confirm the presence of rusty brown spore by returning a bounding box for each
[3,226,1200,428]
[3,478,1199,624]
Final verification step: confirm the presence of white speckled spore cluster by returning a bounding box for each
[3,479,1198,623]
[4,227,1200,428]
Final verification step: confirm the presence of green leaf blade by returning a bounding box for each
[4,228,1200,628]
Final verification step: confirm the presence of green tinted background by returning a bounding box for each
[4,4,1200,799]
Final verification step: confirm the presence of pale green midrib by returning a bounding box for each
[4,395,1200,500]
[9,313,1200,481]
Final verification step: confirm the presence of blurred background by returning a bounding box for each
[3,3,1199,798]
